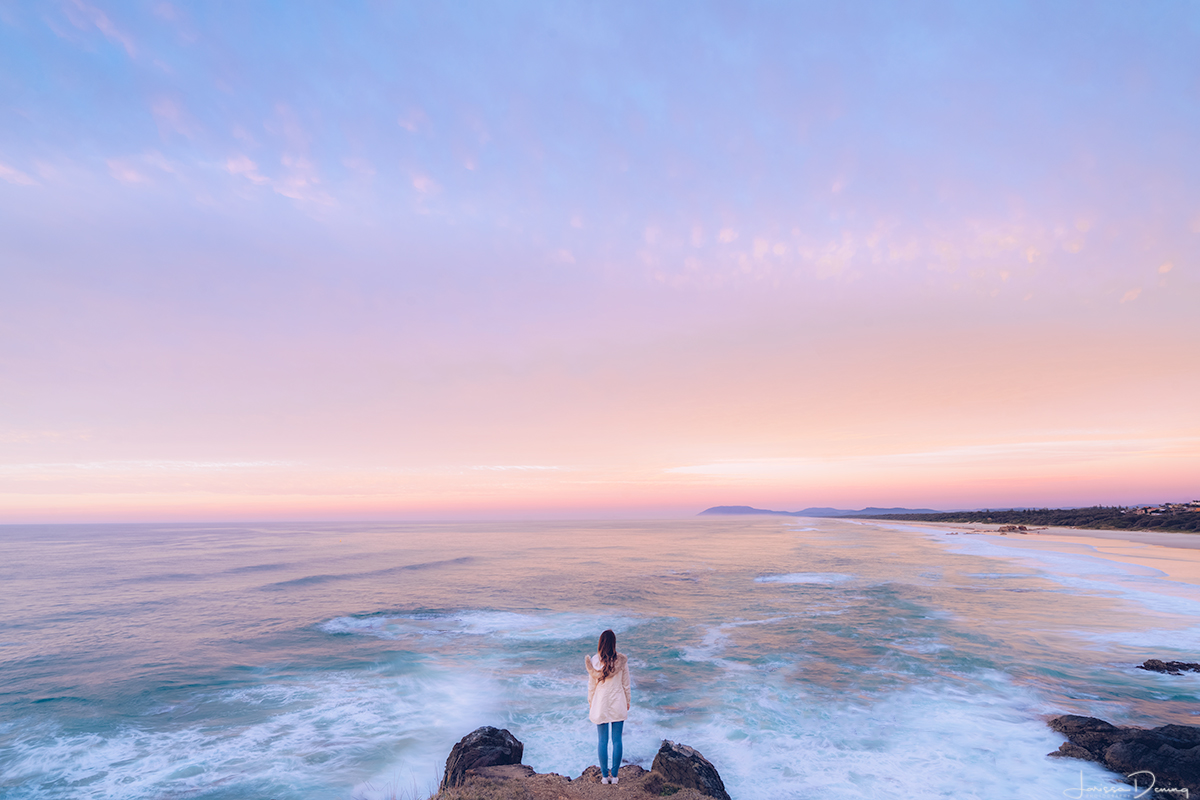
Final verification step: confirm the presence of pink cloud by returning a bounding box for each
[398,108,429,133]
[274,154,333,204]
[225,155,269,185]
[151,97,199,139]
[342,156,376,178]
[106,158,148,184]
[65,0,136,57]
[0,162,36,186]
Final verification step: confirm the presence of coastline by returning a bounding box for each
[876,519,1200,586]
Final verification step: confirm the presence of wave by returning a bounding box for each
[260,556,475,590]
[319,609,644,643]
[467,657,1118,800]
[224,562,289,574]
[754,572,854,584]
[0,664,494,800]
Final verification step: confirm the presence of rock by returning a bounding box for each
[1047,715,1200,796]
[436,729,718,800]
[579,765,604,784]
[651,740,730,800]
[441,726,525,790]
[1048,715,1123,752]
[621,765,648,780]
[580,764,647,784]
[472,764,536,780]
[1139,659,1200,675]
[1048,742,1097,762]
[641,771,668,795]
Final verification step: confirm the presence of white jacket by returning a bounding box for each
[585,652,630,724]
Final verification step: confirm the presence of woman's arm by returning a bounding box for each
[585,655,598,707]
[621,657,631,709]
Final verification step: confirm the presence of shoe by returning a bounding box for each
[611,776,619,784]
[601,776,610,784]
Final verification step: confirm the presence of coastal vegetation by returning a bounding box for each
[863,506,1200,533]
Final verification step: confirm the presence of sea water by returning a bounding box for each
[2,517,1198,799]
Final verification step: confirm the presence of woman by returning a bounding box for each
[585,629,630,785]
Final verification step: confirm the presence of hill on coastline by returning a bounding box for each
[699,505,1200,534]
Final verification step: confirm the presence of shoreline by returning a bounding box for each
[876,519,1200,586]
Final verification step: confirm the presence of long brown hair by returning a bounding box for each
[597,629,617,681]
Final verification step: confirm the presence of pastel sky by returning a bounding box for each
[2,1,1198,522]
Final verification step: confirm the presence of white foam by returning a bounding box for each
[650,676,1120,800]
[755,572,854,584]
[319,610,644,643]
[0,663,499,800]
[488,662,1121,800]
[680,617,796,666]
[933,534,1200,647]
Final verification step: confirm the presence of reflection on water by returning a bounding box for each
[1,517,1198,799]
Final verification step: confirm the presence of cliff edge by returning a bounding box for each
[434,727,731,800]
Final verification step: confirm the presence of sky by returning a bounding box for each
[1,1,1198,522]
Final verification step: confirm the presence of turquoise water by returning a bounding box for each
[2,517,1198,799]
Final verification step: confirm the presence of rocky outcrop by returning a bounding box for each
[434,729,729,800]
[1139,659,1200,675]
[651,740,731,800]
[440,726,525,790]
[1047,715,1200,795]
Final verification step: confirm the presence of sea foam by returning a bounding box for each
[755,572,854,584]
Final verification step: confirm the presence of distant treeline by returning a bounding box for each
[864,506,1200,534]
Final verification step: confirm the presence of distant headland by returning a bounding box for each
[699,503,1200,534]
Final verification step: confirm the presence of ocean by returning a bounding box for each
[2,517,1198,799]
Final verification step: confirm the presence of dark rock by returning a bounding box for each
[651,740,730,800]
[1048,715,1123,752]
[1140,659,1200,675]
[1047,715,1200,796]
[440,726,524,790]
[1048,742,1097,761]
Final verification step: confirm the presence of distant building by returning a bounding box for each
[1132,502,1200,515]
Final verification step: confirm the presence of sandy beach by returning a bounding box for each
[886,519,1200,586]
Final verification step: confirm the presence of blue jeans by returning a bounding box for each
[597,720,623,778]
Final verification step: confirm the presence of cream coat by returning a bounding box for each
[585,652,630,724]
